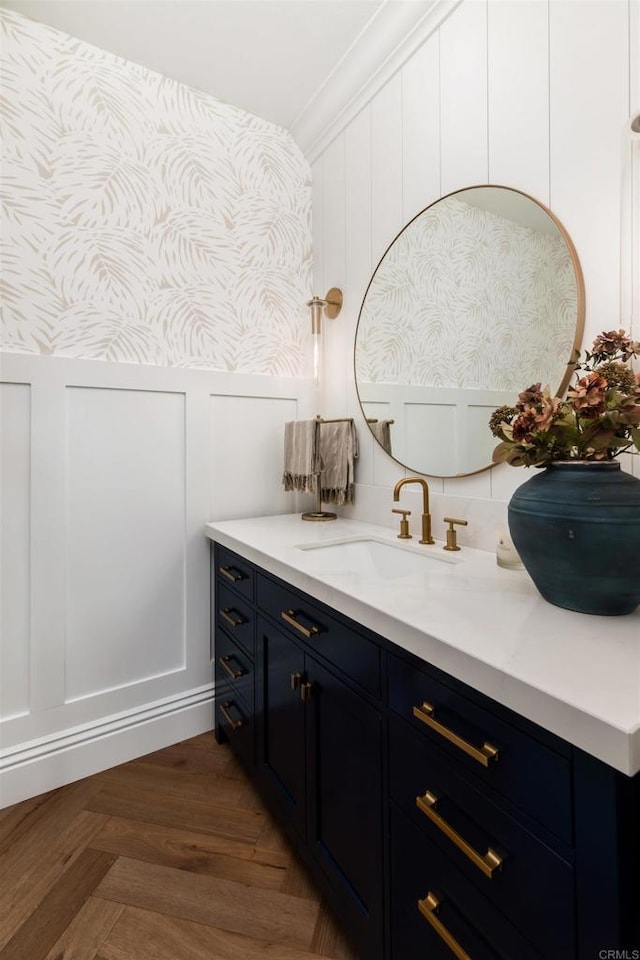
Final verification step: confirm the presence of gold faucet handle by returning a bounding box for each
[443,517,468,552]
[392,508,412,540]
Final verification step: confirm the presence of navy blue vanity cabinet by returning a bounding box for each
[213,546,256,770]
[211,541,640,960]
[255,577,384,960]
[387,646,640,960]
[390,804,545,960]
[254,615,307,838]
[572,749,640,956]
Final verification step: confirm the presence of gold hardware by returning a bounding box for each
[218,654,246,681]
[307,288,343,323]
[417,892,472,960]
[392,508,412,539]
[416,791,502,878]
[315,415,353,424]
[393,477,435,544]
[220,607,244,629]
[443,517,468,552]
[219,564,244,583]
[300,681,313,702]
[413,702,499,767]
[281,609,320,638]
[290,672,302,691]
[219,701,243,731]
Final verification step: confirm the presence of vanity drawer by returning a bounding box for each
[390,804,544,960]
[216,695,253,768]
[216,582,255,656]
[388,653,572,843]
[215,545,255,602]
[389,717,574,959]
[256,574,381,698]
[215,629,253,712]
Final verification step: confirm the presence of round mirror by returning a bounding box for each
[354,185,585,477]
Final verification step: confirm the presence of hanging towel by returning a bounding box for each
[319,420,359,505]
[283,419,321,494]
[370,419,393,456]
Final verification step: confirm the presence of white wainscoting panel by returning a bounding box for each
[0,352,310,806]
[0,382,31,720]
[209,393,299,520]
[65,386,187,702]
[405,403,457,478]
[467,404,500,475]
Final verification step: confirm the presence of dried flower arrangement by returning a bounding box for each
[489,330,640,468]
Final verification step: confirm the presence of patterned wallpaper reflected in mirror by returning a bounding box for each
[354,186,584,478]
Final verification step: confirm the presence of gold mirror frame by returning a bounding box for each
[354,184,585,478]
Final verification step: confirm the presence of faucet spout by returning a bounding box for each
[392,477,435,545]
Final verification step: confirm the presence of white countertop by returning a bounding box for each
[205,514,640,776]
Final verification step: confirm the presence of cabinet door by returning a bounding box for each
[255,617,307,839]
[307,658,384,960]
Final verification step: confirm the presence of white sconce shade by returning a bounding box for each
[308,295,325,384]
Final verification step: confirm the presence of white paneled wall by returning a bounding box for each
[0,383,31,721]
[487,1,549,197]
[0,353,310,806]
[315,0,638,543]
[65,387,187,702]
[209,394,299,520]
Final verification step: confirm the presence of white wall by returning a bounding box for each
[313,0,639,547]
[0,9,313,805]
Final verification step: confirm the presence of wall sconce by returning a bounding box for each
[307,287,343,384]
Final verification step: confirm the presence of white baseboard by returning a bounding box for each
[0,683,216,808]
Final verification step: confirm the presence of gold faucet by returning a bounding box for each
[393,477,435,545]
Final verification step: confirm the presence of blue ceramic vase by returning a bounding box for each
[508,461,640,616]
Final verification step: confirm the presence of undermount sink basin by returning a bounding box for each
[296,536,460,581]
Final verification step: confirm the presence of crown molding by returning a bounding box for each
[291,0,463,163]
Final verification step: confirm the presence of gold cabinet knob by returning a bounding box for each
[392,508,412,539]
[443,516,468,551]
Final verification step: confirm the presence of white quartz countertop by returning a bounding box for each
[205,514,640,776]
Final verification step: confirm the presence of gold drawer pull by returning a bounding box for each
[219,701,243,731]
[219,564,245,583]
[418,893,472,960]
[413,702,498,767]
[416,791,502,879]
[218,654,246,681]
[220,607,245,629]
[281,609,320,639]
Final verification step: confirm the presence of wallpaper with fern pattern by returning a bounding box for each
[0,9,312,374]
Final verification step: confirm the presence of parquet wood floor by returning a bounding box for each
[0,733,359,960]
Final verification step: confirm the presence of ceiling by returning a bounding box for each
[0,0,392,131]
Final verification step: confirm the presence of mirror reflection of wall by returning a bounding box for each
[354,185,585,477]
